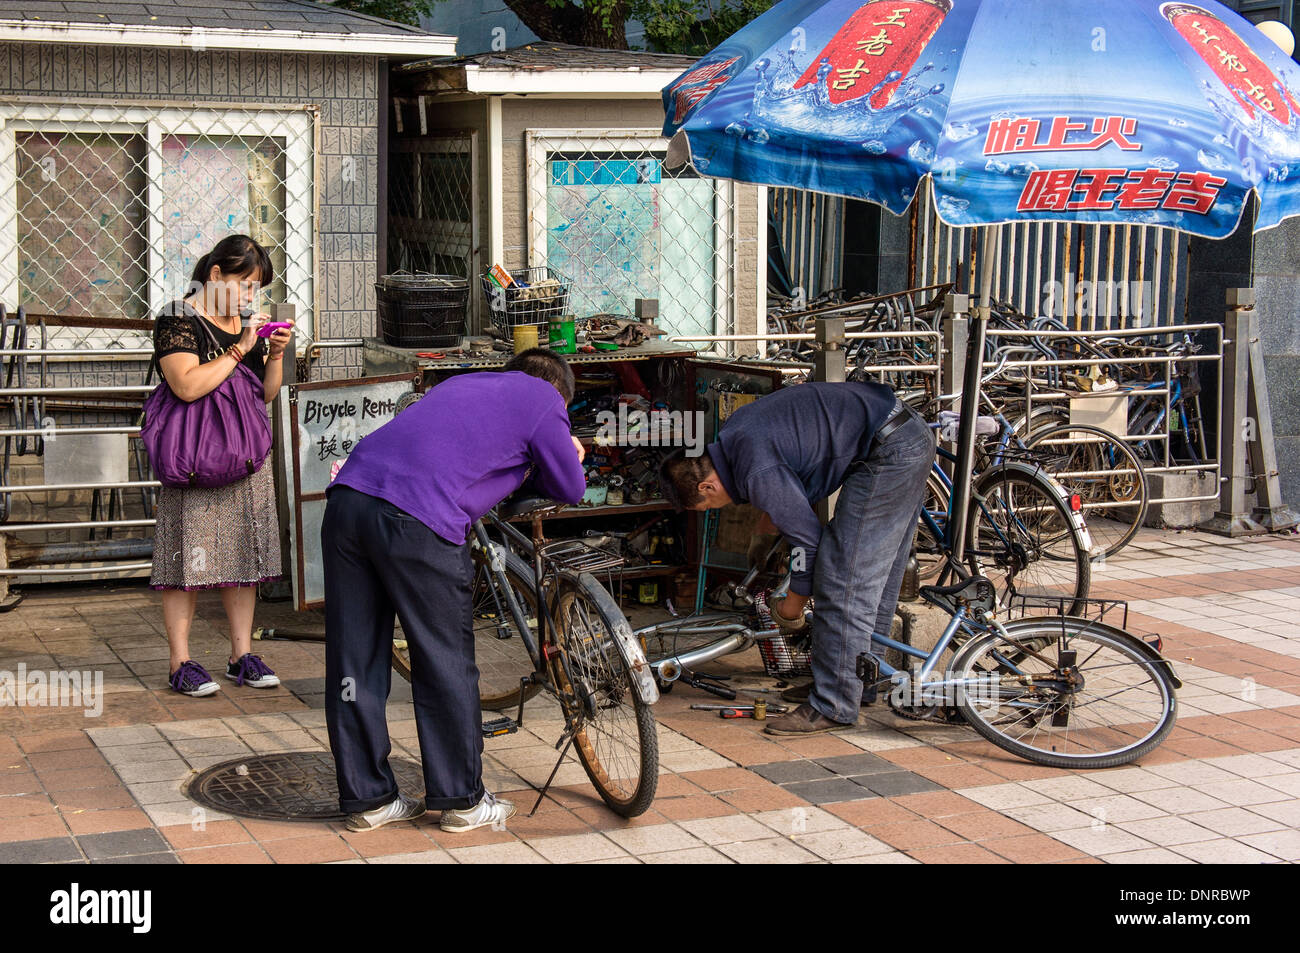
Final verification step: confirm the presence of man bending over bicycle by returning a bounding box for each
[660,381,933,735]
[322,349,586,832]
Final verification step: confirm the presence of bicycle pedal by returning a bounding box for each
[481,716,518,738]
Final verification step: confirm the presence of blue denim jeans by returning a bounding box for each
[808,407,936,723]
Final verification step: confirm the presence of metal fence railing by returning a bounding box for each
[0,97,317,350]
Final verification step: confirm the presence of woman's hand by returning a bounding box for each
[238,313,268,355]
[571,435,586,464]
[267,319,294,358]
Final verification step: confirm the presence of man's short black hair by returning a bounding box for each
[504,347,575,404]
[659,447,716,511]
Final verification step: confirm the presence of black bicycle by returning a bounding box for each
[392,496,660,818]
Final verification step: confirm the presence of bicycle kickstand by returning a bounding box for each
[529,732,577,817]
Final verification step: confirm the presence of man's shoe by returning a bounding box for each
[439,791,516,833]
[226,653,280,688]
[345,793,426,832]
[780,681,812,704]
[764,702,853,736]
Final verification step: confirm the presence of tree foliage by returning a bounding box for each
[632,0,773,56]
[328,0,440,27]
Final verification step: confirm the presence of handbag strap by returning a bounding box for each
[190,308,227,363]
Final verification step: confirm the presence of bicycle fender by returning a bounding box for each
[576,572,661,706]
[1000,616,1183,690]
[976,461,1094,556]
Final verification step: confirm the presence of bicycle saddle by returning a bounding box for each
[918,576,997,615]
[497,493,564,520]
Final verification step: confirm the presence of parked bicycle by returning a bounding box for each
[392,496,659,818]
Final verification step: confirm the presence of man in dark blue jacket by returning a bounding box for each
[660,381,933,734]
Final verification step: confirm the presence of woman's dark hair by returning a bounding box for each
[659,447,715,510]
[190,234,274,289]
[503,347,575,404]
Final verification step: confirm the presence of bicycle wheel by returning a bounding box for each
[551,573,658,817]
[947,616,1177,768]
[1025,424,1148,561]
[392,547,542,712]
[915,468,951,581]
[965,467,1091,614]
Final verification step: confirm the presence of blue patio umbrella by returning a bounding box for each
[661,0,1300,556]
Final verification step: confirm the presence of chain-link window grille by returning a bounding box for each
[525,129,736,339]
[388,132,476,282]
[0,99,316,350]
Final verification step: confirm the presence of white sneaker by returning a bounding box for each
[345,793,426,832]
[439,791,516,833]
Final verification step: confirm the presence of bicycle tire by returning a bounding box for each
[391,546,542,712]
[964,466,1091,614]
[551,573,658,817]
[947,616,1177,768]
[915,468,952,581]
[1025,423,1148,561]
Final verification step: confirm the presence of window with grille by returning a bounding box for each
[0,101,315,350]
[526,130,735,339]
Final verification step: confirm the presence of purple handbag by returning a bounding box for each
[141,315,273,488]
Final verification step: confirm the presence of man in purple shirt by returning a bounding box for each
[322,349,586,833]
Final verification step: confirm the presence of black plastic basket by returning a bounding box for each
[376,273,469,348]
[480,267,570,331]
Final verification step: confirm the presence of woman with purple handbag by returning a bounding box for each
[147,235,294,697]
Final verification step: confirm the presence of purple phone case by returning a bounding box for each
[256,322,294,338]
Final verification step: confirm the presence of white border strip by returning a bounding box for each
[0,20,457,56]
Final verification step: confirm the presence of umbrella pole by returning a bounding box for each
[948,227,995,565]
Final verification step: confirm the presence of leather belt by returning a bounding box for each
[871,401,913,448]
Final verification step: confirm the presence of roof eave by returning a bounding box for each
[0,20,457,57]
[461,65,684,95]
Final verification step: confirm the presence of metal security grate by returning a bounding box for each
[388,131,477,287]
[911,180,1188,330]
[525,129,737,342]
[0,98,317,350]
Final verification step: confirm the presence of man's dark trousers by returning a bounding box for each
[322,485,484,813]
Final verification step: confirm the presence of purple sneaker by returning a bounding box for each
[226,653,280,688]
[170,660,220,697]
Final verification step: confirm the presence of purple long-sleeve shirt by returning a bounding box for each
[328,371,586,544]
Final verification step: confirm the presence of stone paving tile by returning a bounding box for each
[852,771,944,798]
[677,814,775,845]
[1114,816,1220,847]
[1171,838,1283,863]
[783,777,875,804]
[1050,826,1154,856]
[447,842,547,864]
[956,783,1053,811]
[715,836,821,864]
[603,823,701,854]
[1100,847,1196,864]
[642,846,733,863]
[530,832,629,863]
[76,828,170,860]
[0,836,83,863]
[749,760,835,784]
[792,827,893,860]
